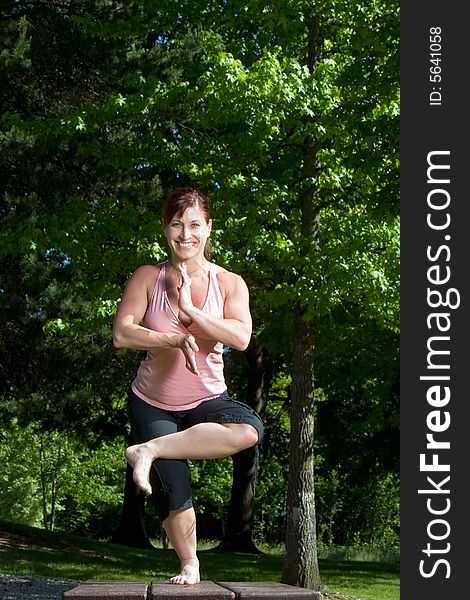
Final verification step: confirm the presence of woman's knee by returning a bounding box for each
[225,423,260,450]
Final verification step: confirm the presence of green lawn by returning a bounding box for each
[0,520,399,600]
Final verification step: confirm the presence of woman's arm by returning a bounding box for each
[113,265,200,374]
[177,263,252,351]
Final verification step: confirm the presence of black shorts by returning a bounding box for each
[128,389,263,521]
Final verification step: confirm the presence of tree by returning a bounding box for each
[163,1,399,587]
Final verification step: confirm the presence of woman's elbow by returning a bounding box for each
[112,328,125,348]
[235,332,251,352]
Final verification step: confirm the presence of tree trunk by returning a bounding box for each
[39,436,49,531]
[281,307,321,588]
[218,339,267,552]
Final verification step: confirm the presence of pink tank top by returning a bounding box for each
[131,261,227,410]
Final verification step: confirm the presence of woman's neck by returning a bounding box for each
[168,258,209,277]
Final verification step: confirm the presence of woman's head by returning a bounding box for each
[162,188,213,261]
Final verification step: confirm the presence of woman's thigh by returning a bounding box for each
[128,391,182,442]
[183,392,264,443]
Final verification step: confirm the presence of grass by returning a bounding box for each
[0,519,399,600]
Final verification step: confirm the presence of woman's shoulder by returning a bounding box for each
[130,262,164,280]
[130,263,165,302]
[212,263,248,294]
[127,262,165,295]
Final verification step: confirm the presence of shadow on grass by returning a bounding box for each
[318,559,399,600]
[320,559,399,577]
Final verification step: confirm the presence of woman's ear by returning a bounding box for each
[161,218,170,243]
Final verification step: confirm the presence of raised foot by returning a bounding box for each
[125,443,155,496]
[170,562,200,585]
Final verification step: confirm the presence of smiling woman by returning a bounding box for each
[112,188,263,586]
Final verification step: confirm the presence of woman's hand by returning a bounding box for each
[176,265,199,374]
[177,262,194,315]
[178,333,199,375]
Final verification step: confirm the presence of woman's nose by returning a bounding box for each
[179,225,190,239]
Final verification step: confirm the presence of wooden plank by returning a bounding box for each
[217,581,323,599]
[63,580,322,600]
[151,580,235,599]
[62,580,148,599]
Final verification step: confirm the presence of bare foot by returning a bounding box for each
[170,560,200,585]
[125,443,155,495]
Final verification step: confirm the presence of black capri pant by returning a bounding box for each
[128,389,264,521]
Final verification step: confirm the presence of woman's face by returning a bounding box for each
[163,205,212,262]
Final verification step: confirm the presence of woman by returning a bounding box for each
[113,188,263,585]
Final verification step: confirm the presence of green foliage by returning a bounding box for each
[0,424,43,526]
[0,421,126,536]
[190,457,233,537]
[56,439,127,538]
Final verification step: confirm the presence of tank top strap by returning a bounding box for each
[147,262,167,314]
[207,263,225,314]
